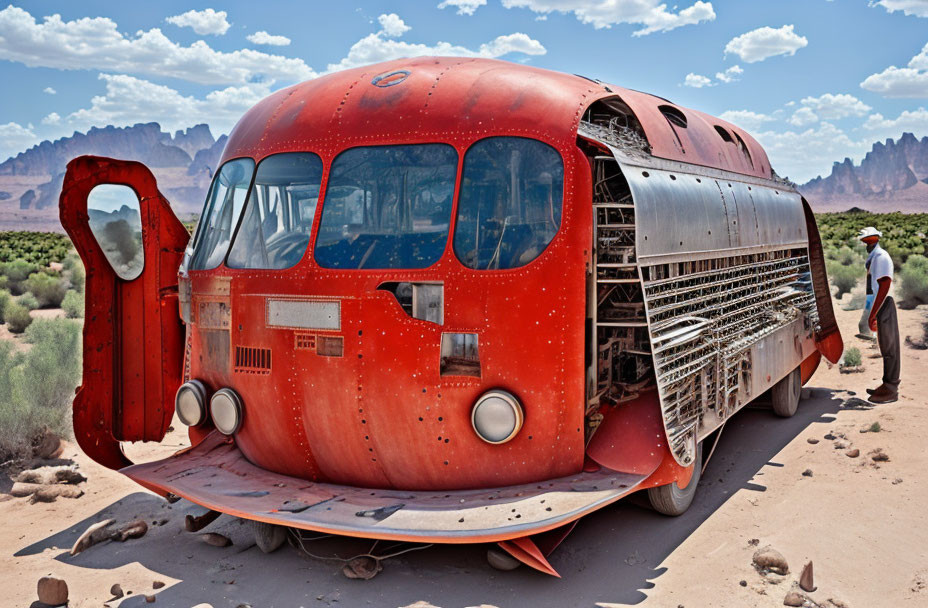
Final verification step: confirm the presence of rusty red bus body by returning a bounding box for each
[60,57,842,576]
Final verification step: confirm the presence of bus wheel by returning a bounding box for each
[647,441,702,516]
[487,547,522,571]
[771,366,801,418]
[253,520,287,553]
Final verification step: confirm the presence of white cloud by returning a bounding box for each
[683,73,713,88]
[860,42,928,97]
[718,110,775,132]
[377,13,411,38]
[165,8,230,36]
[41,112,60,125]
[788,106,819,127]
[799,93,871,119]
[862,107,928,136]
[246,31,291,46]
[871,0,928,17]
[0,5,315,86]
[752,122,870,183]
[438,0,487,16]
[327,14,544,72]
[501,0,715,35]
[715,64,743,83]
[63,74,271,137]
[0,122,39,161]
[43,86,56,95]
[724,25,808,63]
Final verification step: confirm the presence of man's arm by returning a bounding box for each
[868,276,892,331]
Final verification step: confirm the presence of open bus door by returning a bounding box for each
[59,156,189,470]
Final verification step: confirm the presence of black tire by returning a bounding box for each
[771,366,801,418]
[647,441,702,516]
[253,520,287,553]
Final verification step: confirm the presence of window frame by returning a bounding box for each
[451,135,566,272]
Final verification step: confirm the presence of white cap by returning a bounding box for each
[858,226,882,240]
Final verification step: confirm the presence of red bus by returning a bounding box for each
[60,57,842,576]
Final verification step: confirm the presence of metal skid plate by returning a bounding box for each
[123,432,648,543]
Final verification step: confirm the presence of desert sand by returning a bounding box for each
[2,303,926,608]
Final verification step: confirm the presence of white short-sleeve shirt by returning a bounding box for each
[866,244,894,296]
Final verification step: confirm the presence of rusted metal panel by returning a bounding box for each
[59,156,189,469]
[122,432,648,543]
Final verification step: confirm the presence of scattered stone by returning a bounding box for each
[342,555,382,580]
[748,538,760,546]
[113,520,148,542]
[739,580,748,587]
[834,440,848,449]
[783,590,806,607]
[152,581,165,589]
[870,449,890,462]
[802,469,813,477]
[827,599,850,608]
[30,485,84,503]
[846,449,860,458]
[893,478,903,485]
[823,433,836,440]
[753,546,789,575]
[200,532,232,547]
[15,465,85,485]
[807,438,819,444]
[145,594,156,603]
[37,575,68,606]
[800,561,816,592]
[71,519,115,555]
[110,584,124,598]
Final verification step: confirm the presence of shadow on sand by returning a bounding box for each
[15,388,852,608]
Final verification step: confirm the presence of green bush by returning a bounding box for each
[0,259,39,294]
[0,318,81,460]
[827,262,863,298]
[24,271,68,308]
[898,254,928,308]
[68,263,85,293]
[0,275,8,291]
[0,289,10,324]
[17,292,39,311]
[843,347,862,367]
[61,290,84,318]
[5,302,32,333]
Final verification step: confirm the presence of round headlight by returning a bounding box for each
[210,388,244,435]
[175,380,207,427]
[471,390,523,444]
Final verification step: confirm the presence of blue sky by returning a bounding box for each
[0,0,926,183]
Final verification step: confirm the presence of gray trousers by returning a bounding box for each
[876,296,901,389]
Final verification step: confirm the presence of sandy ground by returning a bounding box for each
[2,304,927,608]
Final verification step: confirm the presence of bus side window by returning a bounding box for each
[453,137,564,270]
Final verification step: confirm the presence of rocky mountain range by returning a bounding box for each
[0,123,227,229]
[801,132,928,212]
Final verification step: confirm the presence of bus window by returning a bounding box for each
[190,158,255,270]
[227,153,323,269]
[314,144,457,270]
[453,137,563,270]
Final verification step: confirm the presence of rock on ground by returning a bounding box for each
[37,575,68,606]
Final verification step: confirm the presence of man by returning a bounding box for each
[858,227,900,404]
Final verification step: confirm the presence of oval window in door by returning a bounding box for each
[87,184,145,281]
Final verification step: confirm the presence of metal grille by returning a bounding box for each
[294,333,316,350]
[234,346,272,374]
[640,248,818,463]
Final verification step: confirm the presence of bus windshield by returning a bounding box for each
[190,158,255,270]
[314,144,457,269]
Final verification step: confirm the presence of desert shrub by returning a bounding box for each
[898,254,928,308]
[68,262,85,293]
[841,289,866,311]
[0,275,8,291]
[17,292,39,311]
[62,290,84,318]
[0,288,10,323]
[24,272,68,307]
[5,302,32,333]
[827,262,863,298]
[843,347,862,367]
[0,318,81,460]
[0,259,39,294]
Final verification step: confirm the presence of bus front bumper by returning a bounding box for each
[122,432,647,544]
